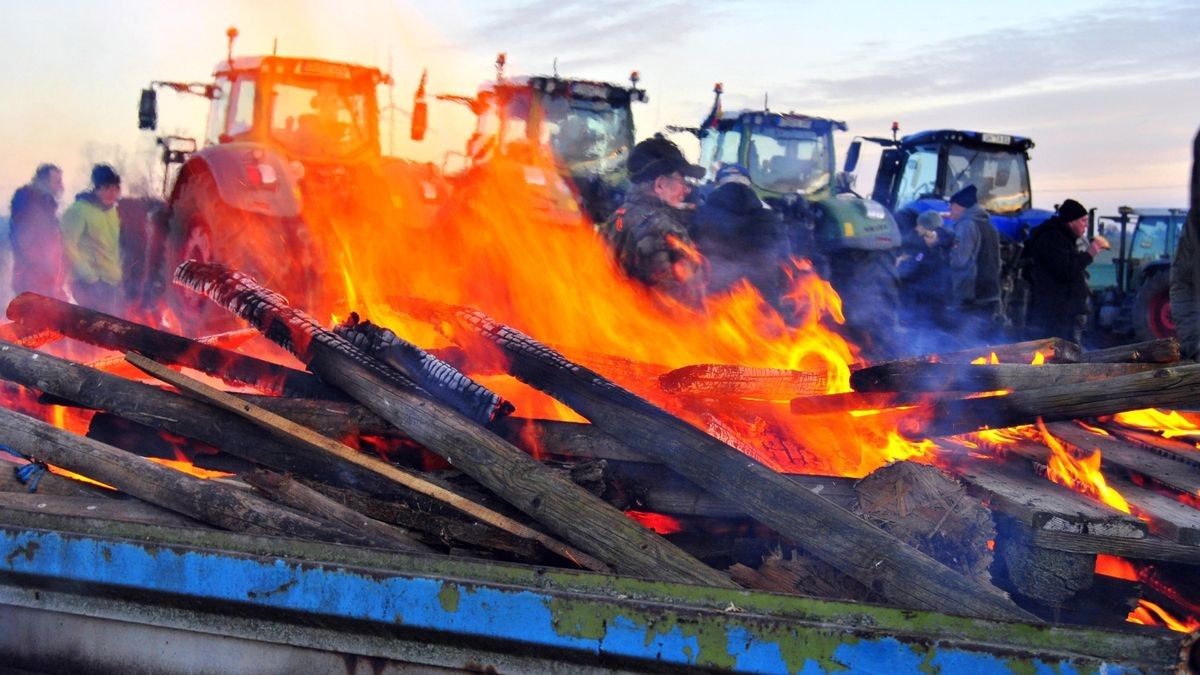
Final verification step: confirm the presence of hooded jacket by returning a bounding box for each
[9,182,65,295]
[948,203,1001,306]
[61,191,122,285]
[691,182,791,307]
[1170,127,1200,358]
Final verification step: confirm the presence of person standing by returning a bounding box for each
[606,136,707,309]
[1024,198,1105,343]
[897,210,954,335]
[1170,127,1200,359]
[8,163,67,298]
[61,164,123,314]
[947,184,1001,343]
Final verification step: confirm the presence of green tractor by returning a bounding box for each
[687,85,902,356]
[1090,207,1187,341]
[138,28,439,331]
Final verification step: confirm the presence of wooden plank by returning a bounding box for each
[850,362,1158,393]
[0,491,207,529]
[940,440,1147,538]
[862,338,1082,367]
[1046,422,1200,496]
[127,351,602,572]
[1031,529,1200,564]
[1099,425,1200,468]
[1079,339,1181,364]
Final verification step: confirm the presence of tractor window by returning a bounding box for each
[746,127,831,195]
[699,129,742,181]
[895,148,939,207]
[944,145,1031,214]
[1131,217,1171,265]
[268,79,369,157]
[228,79,256,138]
[540,97,633,177]
[204,78,233,146]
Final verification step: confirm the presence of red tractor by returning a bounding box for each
[138,28,439,331]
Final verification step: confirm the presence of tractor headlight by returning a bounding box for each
[861,199,888,221]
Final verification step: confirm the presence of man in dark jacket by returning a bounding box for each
[947,184,1001,343]
[691,164,791,310]
[1025,198,1105,343]
[1170,127,1200,358]
[898,209,954,335]
[606,136,708,309]
[8,163,66,298]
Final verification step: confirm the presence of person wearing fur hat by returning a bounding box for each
[1024,198,1105,343]
[947,184,1002,343]
[1170,126,1200,358]
[61,164,123,314]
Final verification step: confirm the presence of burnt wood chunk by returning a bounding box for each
[658,364,829,399]
[850,362,1159,393]
[173,261,730,587]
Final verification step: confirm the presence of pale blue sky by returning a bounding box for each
[1,0,1196,215]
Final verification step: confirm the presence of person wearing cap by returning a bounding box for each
[606,135,707,309]
[1023,198,1104,343]
[947,184,1002,343]
[690,164,791,310]
[61,164,124,314]
[1170,127,1200,359]
[9,163,67,299]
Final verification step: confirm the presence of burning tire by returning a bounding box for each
[166,170,320,334]
[1131,268,1175,341]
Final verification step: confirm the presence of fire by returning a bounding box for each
[1094,554,1138,581]
[624,510,683,535]
[1127,599,1200,633]
[1031,351,1045,365]
[1037,419,1131,513]
[146,457,233,480]
[970,352,1000,365]
[1113,409,1200,440]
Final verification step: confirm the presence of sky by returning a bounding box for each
[0,0,1196,216]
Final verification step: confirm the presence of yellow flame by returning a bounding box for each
[1127,599,1200,632]
[1038,419,1131,513]
[147,457,234,480]
[1114,409,1200,439]
[1031,351,1046,365]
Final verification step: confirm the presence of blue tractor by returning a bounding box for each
[846,128,1054,329]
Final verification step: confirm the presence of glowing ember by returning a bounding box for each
[1127,599,1200,633]
[1094,554,1138,581]
[1113,409,1200,440]
[624,510,683,535]
[1037,419,1131,513]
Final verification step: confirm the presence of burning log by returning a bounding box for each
[241,469,433,552]
[904,363,1200,438]
[127,351,603,571]
[173,262,730,587]
[391,298,1035,621]
[6,292,339,399]
[0,405,393,548]
[850,362,1159,393]
[1079,338,1181,364]
[1045,422,1200,498]
[657,364,829,399]
[872,337,1082,366]
[789,390,936,414]
[0,321,62,349]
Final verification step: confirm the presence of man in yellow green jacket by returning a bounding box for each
[61,164,123,313]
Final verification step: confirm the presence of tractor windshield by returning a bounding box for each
[268,78,370,158]
[493,90,632,176]
[943,144,1031,214]
[745,126,832,196]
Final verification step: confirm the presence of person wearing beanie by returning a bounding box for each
[947,183,1002,344]
[605,135,708,309]
[1023,197,1105,343]
[60,163,123,314]
[1170,126,1200,358]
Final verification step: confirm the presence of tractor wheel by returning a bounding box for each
[1131,268,1175,341]
[166,171,321,335]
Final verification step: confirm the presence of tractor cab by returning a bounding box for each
[1091,207,1187,340]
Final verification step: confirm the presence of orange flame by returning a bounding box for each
[1037,419,1131,513]
[1094,554,1138,581]
[146,457,234,480]
[1127,599,1200,632]
[970,352,1000,365]
[1113,409,1200,440]
[1030,351,1046,365]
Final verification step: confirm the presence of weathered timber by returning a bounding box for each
[0,491,205,529]
[729,549,876,603]
[993,513,1096,607]
[1079,338,1181,364]
[658,364,829,399]
[1098,425,1200,468]
[242,469,432,553]
[1046,422,1200,496]
[850,362,1159,393]
[296,479,539,558]
[174,261,730,587]
[904,363,1200,438]
[392,298,1035,621]
[0,405,385,547]
[128,351,601,571]
[1031,529,1200,564]
[870,337,1082,367]
[6,292,338,398]
[0,339,423,498]
[940,440,1147,538]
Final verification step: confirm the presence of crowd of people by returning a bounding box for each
[602,135,1122,356]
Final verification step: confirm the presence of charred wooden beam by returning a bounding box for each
[0,321,62,349]
[789,391,931,414]
[868,338,1082,367]
[0,405,388,548]
[1079,339,1181,364]
[850,362,1160,393]
[128,351,602,571]
[333,314,512,425]
[658,364,829,399]
[904,364,1200,438]
[389,297,1035,621]
[6,292,339,399]
[174,261,730,587]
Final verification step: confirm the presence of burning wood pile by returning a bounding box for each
[0,261,1198,633]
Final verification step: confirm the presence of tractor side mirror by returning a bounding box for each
[844,140,861,173]
[138,88,158,131]
[410,100,428,142]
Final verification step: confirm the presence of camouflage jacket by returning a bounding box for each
[606,188,706,308]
